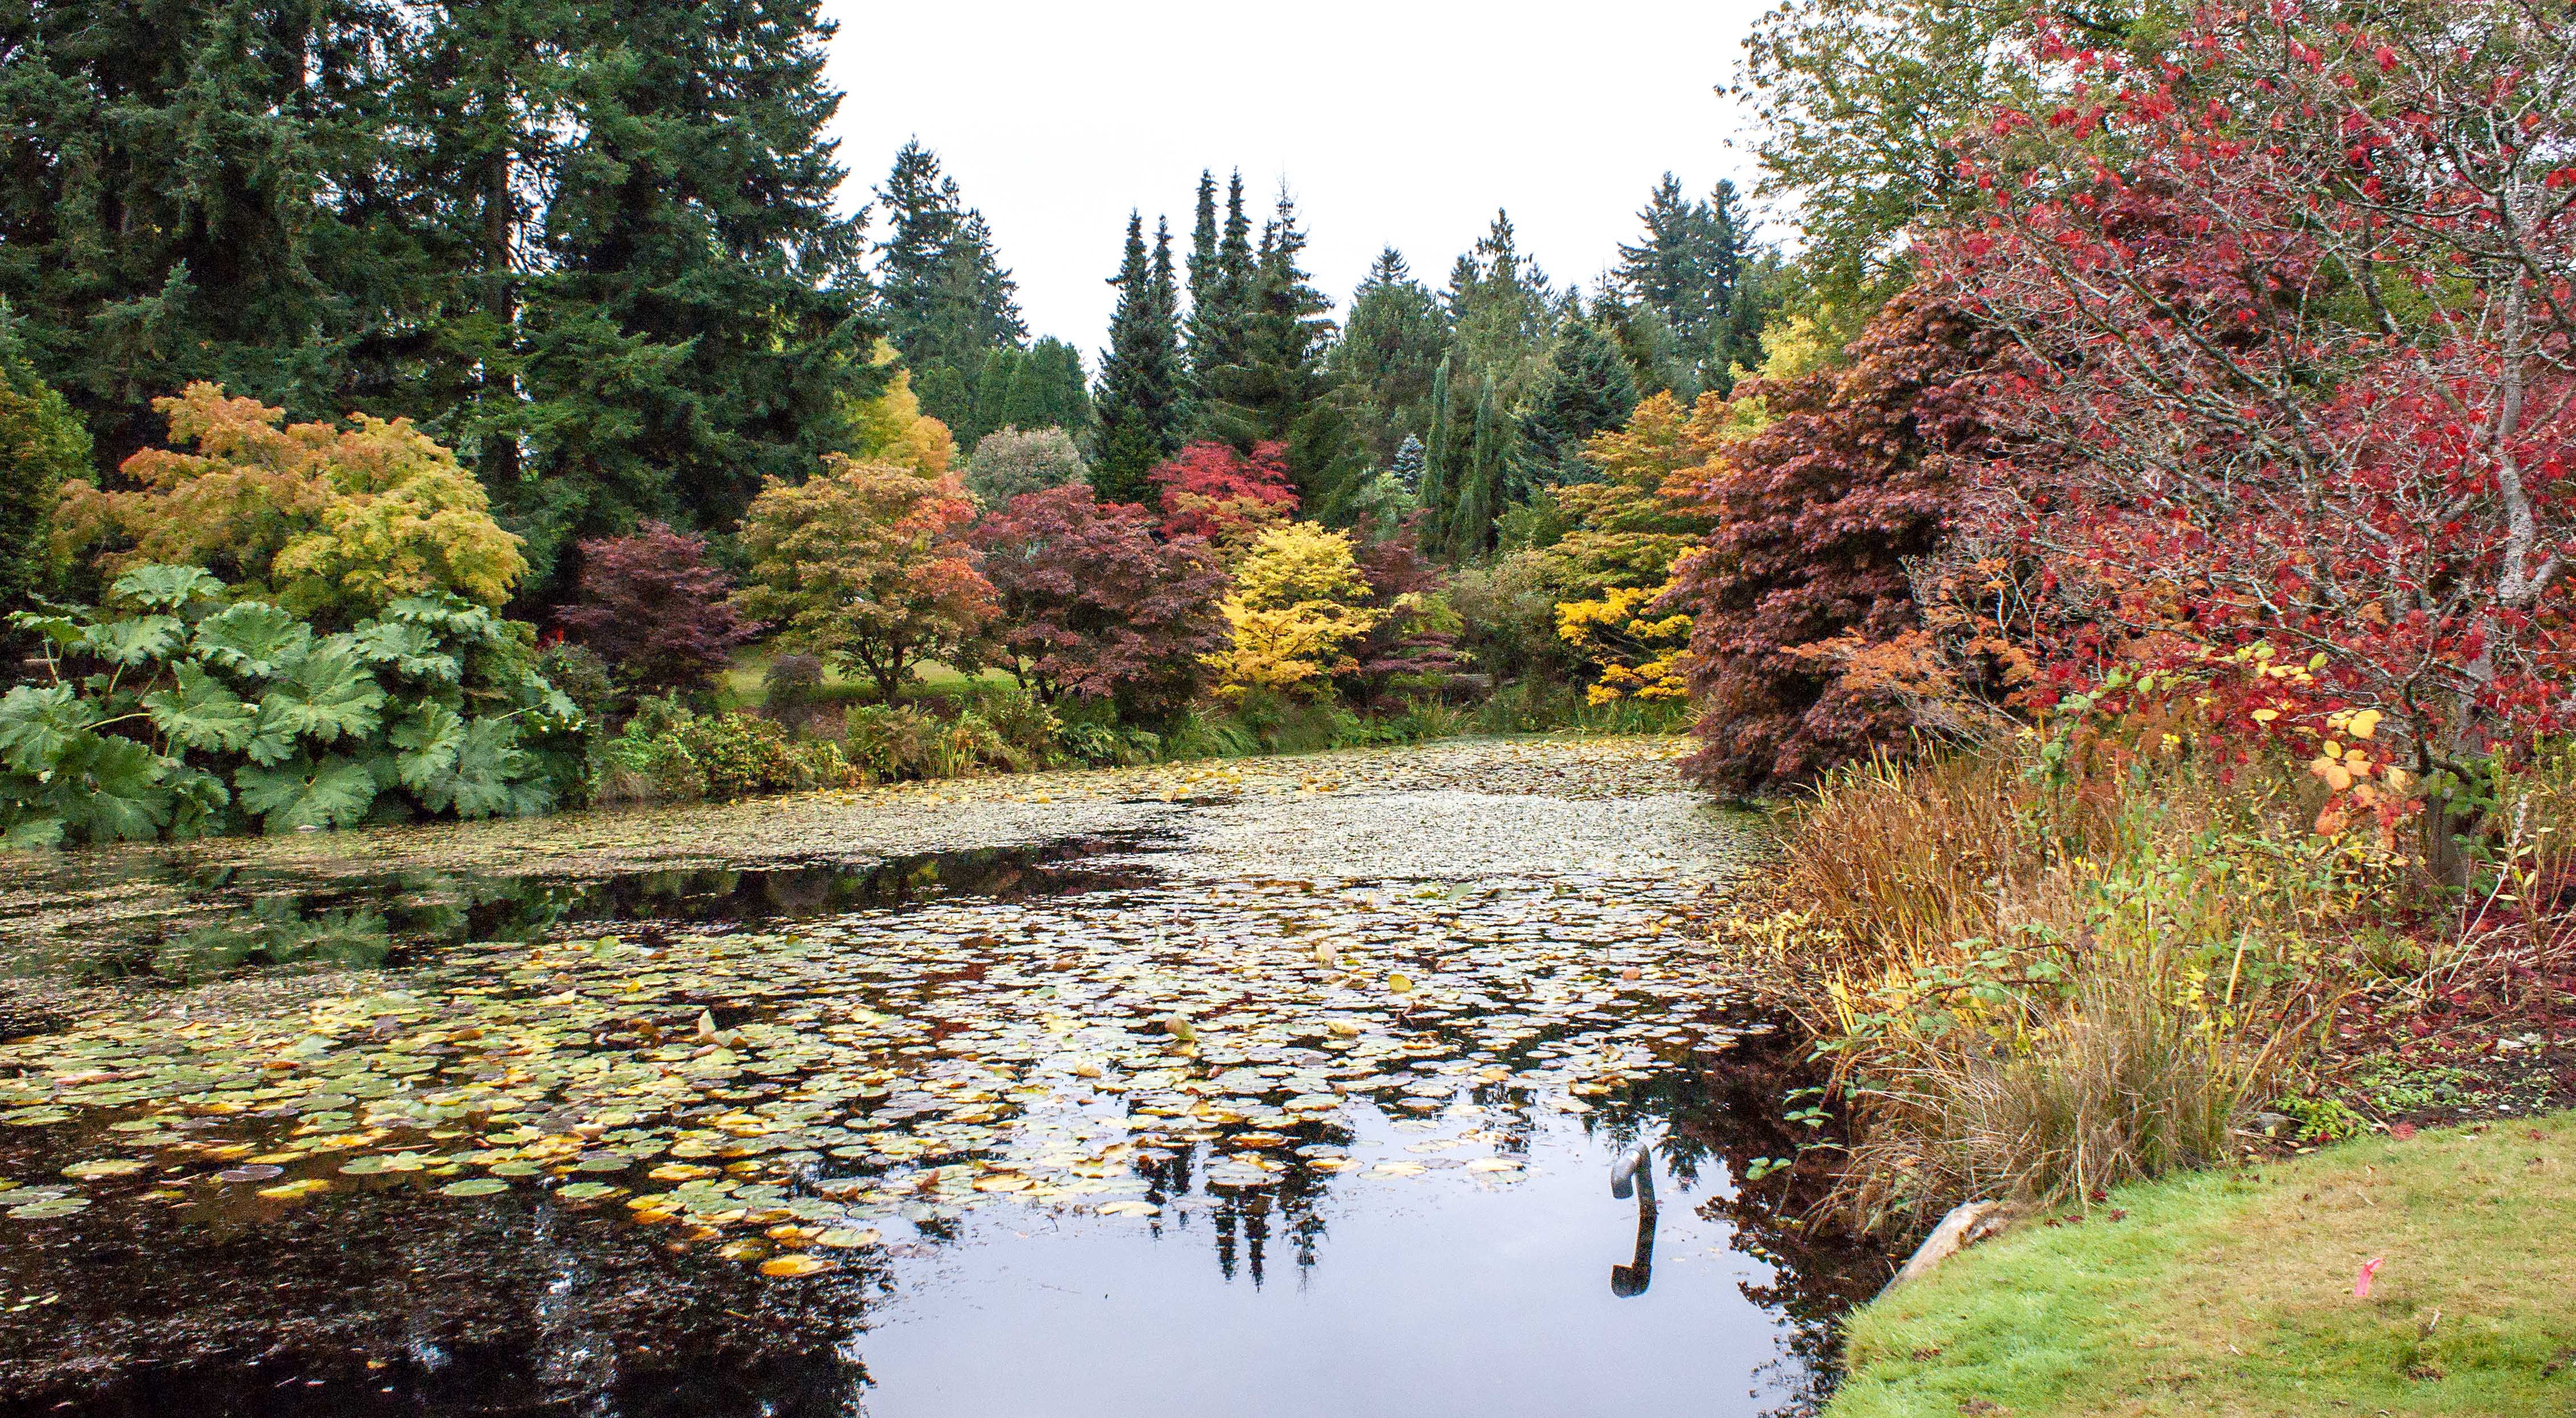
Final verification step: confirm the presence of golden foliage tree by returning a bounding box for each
[1201,522,1382,698]
[54,384,526,623]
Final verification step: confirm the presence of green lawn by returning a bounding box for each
[1828,1111,2576,1416]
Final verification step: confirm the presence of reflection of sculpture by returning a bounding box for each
[1609,1134,1659,1298]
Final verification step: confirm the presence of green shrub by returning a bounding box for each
[843,703,938,780]
[592,699,857,805]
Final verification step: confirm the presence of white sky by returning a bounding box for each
[818,0,1774,363]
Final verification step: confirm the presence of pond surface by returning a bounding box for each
[0,736,1885,1417]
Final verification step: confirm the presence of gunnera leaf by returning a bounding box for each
[109,564,227,614]
[237,754,378,833]
[420,717,549,818]
[257,642,386,744]
[144,663,260,754]
[81,614,186,667]
[194,603,313,679]
[388,702,465,792]
[54,733,174,842]
[347,618,462,686]
[0,684,92,774]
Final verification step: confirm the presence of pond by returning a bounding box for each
[0,736,1887,1417]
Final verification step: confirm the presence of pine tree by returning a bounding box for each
[1616,174,1716,355]
[509,0,879,581]
[875,140,964,366]
[871,142,1025,434]
[1092,213,1185,505]
[1445,211,1555,403]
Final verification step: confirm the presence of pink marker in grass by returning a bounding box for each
[2353,1256,2386,1298]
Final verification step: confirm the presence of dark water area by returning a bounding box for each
[0,741,1891,1417]
[0,834,1160,997]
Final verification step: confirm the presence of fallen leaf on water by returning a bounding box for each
[760,1254,835,1277]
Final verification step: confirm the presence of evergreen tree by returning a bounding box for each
[1519,301,1639,488]
[871,142,1025,434]
[1595,289,1695,400]
[1389,434,1427,495]
[506,0,879,581]
[1616,174,1716,353]
[0,0,421,470]
[1330,248,1449,464]
[1092,213,1185,505]
[1444,211,1555,403]
[1185,171,1257,405]
[1612,174,1774,396]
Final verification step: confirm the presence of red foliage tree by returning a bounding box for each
[1148,440,1299,547]
[556,521,756,696]
[1924,2,2576,806]
[1664,290,2003,792]
[968,483,1232,720]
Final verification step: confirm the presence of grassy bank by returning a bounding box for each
[1826,1111,2576,1417]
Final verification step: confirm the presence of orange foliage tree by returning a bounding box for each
[732,458,996,702]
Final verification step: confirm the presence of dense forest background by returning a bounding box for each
[0,0,1783,606]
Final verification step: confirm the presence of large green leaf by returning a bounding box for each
[383,595,506,650]
[194,603,314,678]
[347,618,462,685]
[143,663,260,754]
[413,716,550,818]
[0,816,64,851]
[80,614,185,667]
[162,765,232,840]
[109,564,226,614]
[255,642,386,744]
[54,733,173,842]
[236,755,378,832]
[388,701,465,791]
[0,685,93,774]
[7,605,90,653]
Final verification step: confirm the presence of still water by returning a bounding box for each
[0,737,1883,1417]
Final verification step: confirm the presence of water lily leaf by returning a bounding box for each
[440,1178,511,1197]
[759,1253,835,1277]
[7,1197,89,1218]
[556,1182,623,1202]
[60,1158,145,1179]
[814,1227,880,1248]
[216,1165,285,1183]
[1095,1200,1160,1217]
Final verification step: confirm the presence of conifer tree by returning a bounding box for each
[1332,249,1450,463]
[1092,214,1186,505]
[1444,211,1555,403]
[871,142,1026,433]
[1186,172,1258,405]
[1520,302,1640,487]
[1389,435,1427,495]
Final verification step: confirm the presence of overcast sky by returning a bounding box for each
[818,0,1775,362]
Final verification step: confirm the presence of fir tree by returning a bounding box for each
[1445,211,1555,403]
[1331,248,1449,463]
[1519,301,1639,488]
[1092,213,1185,505]
[872,142,1025,433]
[1186,171,1257,406]
[1389,434,1427,495]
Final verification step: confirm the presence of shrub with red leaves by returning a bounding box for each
[1349,521,1467,704]
[557,521,756,697]
[1147,440,1299,547]
[969,483,1232,721]
[1664,290,2002,793]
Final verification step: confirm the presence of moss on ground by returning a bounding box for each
[1828,1111,2576,1417]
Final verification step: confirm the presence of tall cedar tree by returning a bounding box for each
[1200,191,1356,511]
[1091,215,1186,505]
[556,521,756,696]
[514,0,877,583]
[968,484,1231,720]
[1665,290,1997,792]
[1330,249,1450,465]
[873,141,1025,436]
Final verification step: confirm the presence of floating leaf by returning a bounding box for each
[760,1254,836,1277]
[439,1178,511,1198]
[1095,1200,1160,1217]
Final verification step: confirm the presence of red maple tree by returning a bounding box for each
[1925,1,2576,805]
[968,483,1232,720]
[1147,440,1299,547]
[556,521,756,696]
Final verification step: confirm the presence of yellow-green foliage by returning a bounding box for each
[55,383,524,623]
[1202,522,1382,698]
[846,342,957,476]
